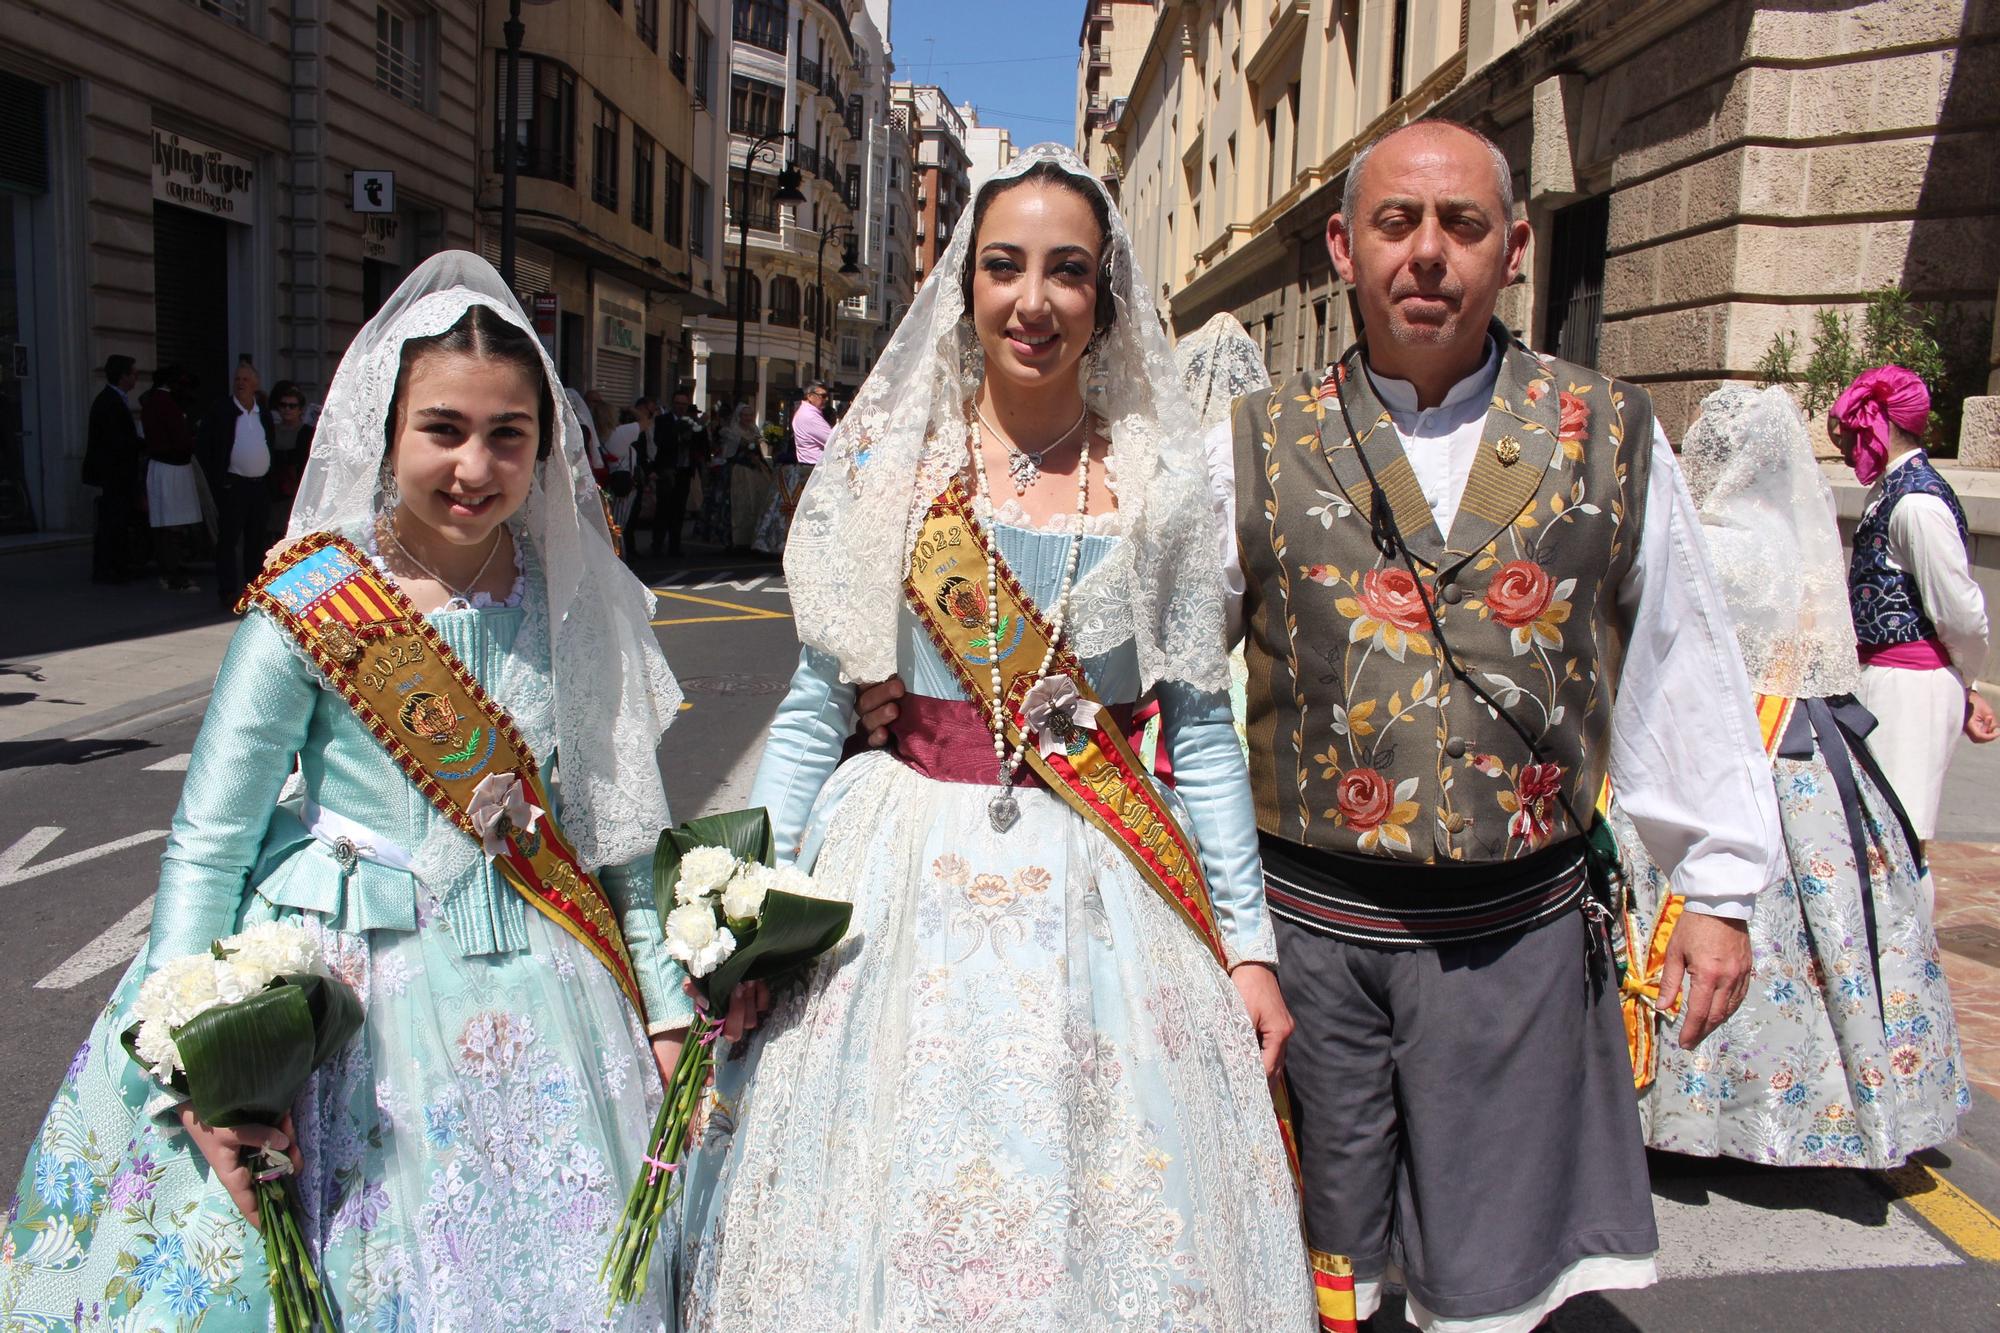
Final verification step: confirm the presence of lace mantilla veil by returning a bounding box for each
[285,250,683,870]
[783,142,1230,693]
[1176,312,1271,429]
[1680,383,1860,700]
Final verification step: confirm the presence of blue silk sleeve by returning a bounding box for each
[1159,681,1276,968]
[749,646,859,865]
[149,612,319,966]
[600,854,694,1032]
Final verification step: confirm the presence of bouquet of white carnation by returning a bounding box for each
[601,807,851,1310]
[124,922,362,1333]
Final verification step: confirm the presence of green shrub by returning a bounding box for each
[1758,290,1970,449]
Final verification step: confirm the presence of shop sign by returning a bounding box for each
[362,214,402,260]
[532,293,559,360]
[593,276,644,356]
[351,170,396,214]
[152,128,255,221]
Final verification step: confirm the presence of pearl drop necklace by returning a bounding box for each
[976,403,1090,494]
[968,410,1094,833]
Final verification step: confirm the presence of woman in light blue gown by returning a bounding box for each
[677,145,1311,1332]
[1617,385,1968,1167]
[3,255,689,1331]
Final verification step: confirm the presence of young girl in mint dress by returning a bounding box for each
[4,254,690,1331]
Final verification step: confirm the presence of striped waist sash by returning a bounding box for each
[1262,833,1588,948]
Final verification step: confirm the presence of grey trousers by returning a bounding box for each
[1277,908,1658,1320]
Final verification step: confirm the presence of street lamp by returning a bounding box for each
[730,128,805,418]
[499,0,559,294]
[813,222,860,382]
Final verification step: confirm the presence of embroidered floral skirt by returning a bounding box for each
[1617,746,1969,1168]
[677,752,1311,1332]
[3,907,670,1332]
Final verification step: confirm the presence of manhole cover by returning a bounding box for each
[678,675,787,696]
[1937,923,2000,967]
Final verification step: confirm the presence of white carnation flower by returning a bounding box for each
[664,902,723,973]
[692,925,737,978]
[676,845,741,904]
[140,954,222,1028]
[720,864,778,923]
[214,955,274,1005]
[771,864,818,898]
[134,1018,181,1080]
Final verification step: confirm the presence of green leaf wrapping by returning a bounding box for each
[696,888,852,1006]
[120,973,365,1130]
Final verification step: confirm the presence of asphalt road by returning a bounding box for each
[4,557,1999,1330]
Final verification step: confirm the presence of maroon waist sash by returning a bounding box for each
[888,694,1135,787]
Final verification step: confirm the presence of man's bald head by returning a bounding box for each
[1341,121,1513,241]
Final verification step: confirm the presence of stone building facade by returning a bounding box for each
[1,0,483,539]
[1100,0,1999,449]
[1075,0,1159,188]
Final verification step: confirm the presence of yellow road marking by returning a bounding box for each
[1880,1161,2000,1262]
[649,586,791,627]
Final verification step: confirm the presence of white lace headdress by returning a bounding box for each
[1680,383,1859,700]
[286,250,682,869]
[783,142,1228,692]
[1176,312,1271,429]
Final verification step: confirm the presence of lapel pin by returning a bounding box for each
[1495,435,1522,466]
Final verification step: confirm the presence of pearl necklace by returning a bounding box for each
[385,513,506,610]
[968,411,1094,832]
[976,404,1090,495]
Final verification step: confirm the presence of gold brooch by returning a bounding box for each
[315,621,364,666]
[1495,436,1523,466]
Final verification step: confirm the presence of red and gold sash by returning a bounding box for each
[241,531,645,1015]
[904,479,1356,1331]
[1621,693,1794,1088]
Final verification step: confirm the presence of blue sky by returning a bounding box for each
[887,0,1084,149]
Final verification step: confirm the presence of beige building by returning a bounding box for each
[1075,0,1160,191]
[1100,0,1999,452]
[479,0,730,408]
[1,0,484,539]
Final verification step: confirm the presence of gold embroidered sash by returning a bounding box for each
[241,531,645,1015]
[1621,693,1794,1088]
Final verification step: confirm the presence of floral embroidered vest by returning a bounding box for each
[1231,332,1654,864]
[1849,452,1969,647]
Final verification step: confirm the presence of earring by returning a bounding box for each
[377,459,400,514]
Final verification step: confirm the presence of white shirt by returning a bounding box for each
[1869,450,1989,684]
[1201,348,1786,918]
[602,421,643,474]
[228,397,270,478]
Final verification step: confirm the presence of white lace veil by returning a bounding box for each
[1176,312,1271,429]
[1680,383,1860,700]
[783,142,1228,692]
[285,250,682,869]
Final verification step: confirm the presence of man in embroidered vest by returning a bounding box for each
[1214,121,1785,1331]
[1830,365,1994,848]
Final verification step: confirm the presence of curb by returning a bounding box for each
[0,678,217,772]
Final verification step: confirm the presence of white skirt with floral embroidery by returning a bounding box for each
[676,751,1312,1332]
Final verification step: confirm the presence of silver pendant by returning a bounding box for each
[1006,450,1039,494]
[988,791,1021,832]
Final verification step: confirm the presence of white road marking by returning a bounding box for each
[144,752,192,771]
[0,827,170,888]
[35,893,154,989]
[0,827,61,880]
[693,725,772,819]
[692,573,771,592]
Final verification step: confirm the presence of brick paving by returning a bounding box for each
[1930,840,2000,1104]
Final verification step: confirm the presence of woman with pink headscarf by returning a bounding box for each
[1832,365,1994,849]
